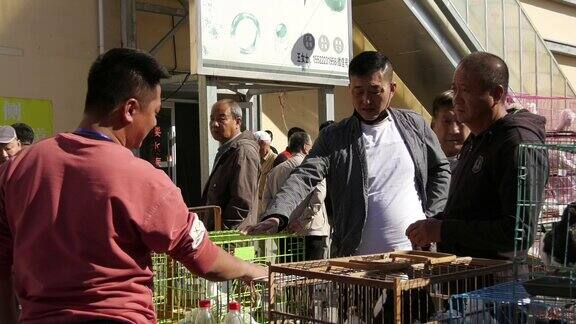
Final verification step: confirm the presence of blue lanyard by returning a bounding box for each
[74,128,114,142]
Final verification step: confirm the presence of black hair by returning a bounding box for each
[11,123,34,144]
[288,132,311,153]
[431,90,455,119]
[349,51,392,79]
[458,52,509,101]
[84,48,170,117]
[264,130,273,140]
[287,127,305,139]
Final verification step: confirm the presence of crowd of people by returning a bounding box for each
[0,47,548,323]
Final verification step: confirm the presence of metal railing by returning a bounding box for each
[437,0,576,99]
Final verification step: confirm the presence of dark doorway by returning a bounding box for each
[140,102,203,207]
[175,102,202,206]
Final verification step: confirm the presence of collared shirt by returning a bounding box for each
[213,132,241,171]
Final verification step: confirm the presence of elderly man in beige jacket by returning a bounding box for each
[260,131,329,260]
[254,130,277,215]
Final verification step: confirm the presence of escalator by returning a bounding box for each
[352,0,576,114]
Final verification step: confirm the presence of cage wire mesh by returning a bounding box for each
[512,94,576,132]
[449,280,576,323]
[449,140,576,323]
[514,141,576,274]
[152,230,305,323]
[269,252,512,324]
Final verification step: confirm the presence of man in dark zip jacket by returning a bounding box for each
[407,52,547,260]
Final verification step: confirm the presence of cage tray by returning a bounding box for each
[523,276,576,298]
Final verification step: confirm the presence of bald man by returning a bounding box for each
[249,51,450,259]
[407,52,547,260]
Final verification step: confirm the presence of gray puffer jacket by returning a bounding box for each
[262,108,450,257]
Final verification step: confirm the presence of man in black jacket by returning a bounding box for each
[407,52,547,260]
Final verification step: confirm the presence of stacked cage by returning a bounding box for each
[449,140,576,323]
[512,94,576,132]
[153,230,306,323]
[268,251,512,323]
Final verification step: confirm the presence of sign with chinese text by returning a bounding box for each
[150,126,163,168]
[0,96,53,141]
[141,108,171,172]
[192,0,351,85]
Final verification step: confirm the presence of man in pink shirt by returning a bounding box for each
[0,48,266,324]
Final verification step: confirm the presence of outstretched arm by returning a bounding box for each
[259,133,331,228]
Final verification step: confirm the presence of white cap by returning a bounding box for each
[254,130,271,142]
[0,126,17,144]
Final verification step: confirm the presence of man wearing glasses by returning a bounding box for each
[248,51,450,258]
[202,99,260,230]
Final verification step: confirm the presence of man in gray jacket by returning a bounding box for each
[248,51,450,257]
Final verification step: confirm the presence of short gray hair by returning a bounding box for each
[214,99,243,119]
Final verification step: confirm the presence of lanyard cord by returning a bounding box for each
[73,128,114,142]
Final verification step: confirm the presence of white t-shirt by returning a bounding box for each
[355,116,426,255]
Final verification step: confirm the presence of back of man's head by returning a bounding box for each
[431,90,455,120]
[287,127,305,139]
[288,131,311,154]
[84,48,169,118]
[348,51,393,81]
[11,123,34,145]
[319,120,335,131]
[458,52,509,102]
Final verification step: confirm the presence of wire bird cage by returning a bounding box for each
[514,142,576,274]
[152,230,306,323]
[268,251,512,324]
[449,280,576,323]
[449,142,576,323]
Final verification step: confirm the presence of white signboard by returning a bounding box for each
[192,0,351,85]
